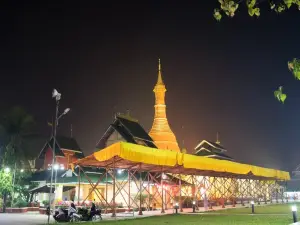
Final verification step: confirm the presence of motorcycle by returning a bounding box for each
[78,204,102,221]
[52,205,81,222]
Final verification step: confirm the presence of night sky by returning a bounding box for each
[1,1,300,172]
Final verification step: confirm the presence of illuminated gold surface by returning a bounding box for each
[149,59,180,152]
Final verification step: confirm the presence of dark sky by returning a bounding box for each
[1,1,300,172]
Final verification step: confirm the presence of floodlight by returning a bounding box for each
[4,167,10,173]
[52,89,61,101]
[292,205,297,212]
[63,108,70,115]
[53,164,59,170]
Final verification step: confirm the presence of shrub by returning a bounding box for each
[13,199,28,208]
[42,200,49,207]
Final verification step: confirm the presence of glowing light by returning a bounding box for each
[292,205,297,212]
[117,169,123,174]
[250,201,254,205]
[60,165,65,170]
[192,201,196,205]
[53,164,59,170]
[20,169,24,173]
[4,167,10,173]
[175,202,179,207]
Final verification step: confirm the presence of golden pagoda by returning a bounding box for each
[149,59,180,152]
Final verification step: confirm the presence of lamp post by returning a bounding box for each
[47,89,70,224]
[174,202,179,214]
[292,205,298,223]
[192,201,196,213]
[250,201,255,214]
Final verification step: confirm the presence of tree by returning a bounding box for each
[0,169,13,212]
[214,0,300,21]
[0,106,43,168]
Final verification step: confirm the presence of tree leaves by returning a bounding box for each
[288,58,300,80]
[0,169,13,194]
[214,0,300,20]
[274,86,287,103]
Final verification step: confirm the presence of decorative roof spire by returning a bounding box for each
[157,58,164,85]
[216,132,220,145]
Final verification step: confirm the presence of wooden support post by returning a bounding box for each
[105,169,108,214]
[77,167,81,206]
[138,167,143,215]
[179,175,183,212]
[111,158,116,217]
[128,170,131,212]
[161,171,165,213]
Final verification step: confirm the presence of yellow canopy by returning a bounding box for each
[74,142,290,181]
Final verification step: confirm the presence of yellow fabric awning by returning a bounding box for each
[182,153,290,180]
[74,142,290,181]
[93,142,178,167]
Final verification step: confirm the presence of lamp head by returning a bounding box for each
[192,201,196,205]
[175,202,179,207]
[250,201,254,205]
[52,89,61,101]
[292,205,297,212]
[63,108,70,115]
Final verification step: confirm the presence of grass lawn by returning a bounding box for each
[209,202,300,215]
[81,214,292,225]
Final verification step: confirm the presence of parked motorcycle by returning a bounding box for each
[52,204,81,222]
[78,203,102,221]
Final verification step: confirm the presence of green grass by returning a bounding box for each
[82,214,292,225]
[209,203,300,215]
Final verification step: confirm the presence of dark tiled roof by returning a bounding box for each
[195,140,226,153]
[96,114,156,149]
[196,149,233,161]
[38,136,84,159]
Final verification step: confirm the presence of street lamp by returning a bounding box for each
[48,89,70,225]
[192,200,196,213]
[174,202,179,214]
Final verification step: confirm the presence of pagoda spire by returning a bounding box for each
[149,58,180,152]
[157,58,164,85]
[216,132,220,145]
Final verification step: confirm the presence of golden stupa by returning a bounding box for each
[149,59,180,152]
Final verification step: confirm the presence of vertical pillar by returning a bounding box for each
[179,175,183,212]
[105,169,108,214]
[111,158,116,217]
[147,173,151,211]
[139,167,143,215]
[161,171,165,213]
[128,170,131,212]
[77,168,81,206]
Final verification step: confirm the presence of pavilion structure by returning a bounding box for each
[71,60,290,217]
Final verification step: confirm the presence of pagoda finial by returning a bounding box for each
[216,132,220,145]
[157,58,164,85]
